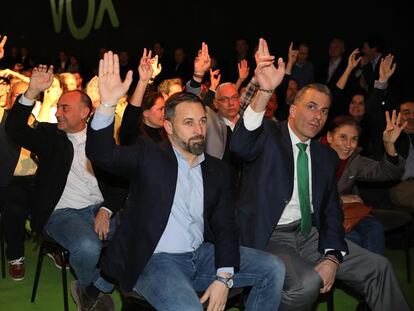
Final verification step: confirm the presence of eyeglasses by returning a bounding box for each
[216,94,240,103]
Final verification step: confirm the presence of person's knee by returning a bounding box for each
[283,267,321,306]
[266,255,286,284]
[72,237,102,260]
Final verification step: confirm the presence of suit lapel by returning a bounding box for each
[280,122,294,195]
[310,140,323,211]
[159,140,179,209]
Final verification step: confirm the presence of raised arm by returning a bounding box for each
[250,38,286,113]
[186,42,211,96]
[37,77,62,122]
[231,38,285,161]
[336,48,361,90]
[235,59,250,90]
[130,48,153,107]
[86,51,150,177]
[5,65,54,154]
[285,42,298,76]
[0,35,7,60]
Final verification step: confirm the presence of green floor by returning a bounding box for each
[0,241,413,310]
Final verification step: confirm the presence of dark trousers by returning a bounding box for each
[2,176,34,260]
[266,221,411,311]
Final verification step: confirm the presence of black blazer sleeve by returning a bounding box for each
[5,96,51,157]
[119,103,142,146]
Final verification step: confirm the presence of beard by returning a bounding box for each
[173,133,206,156]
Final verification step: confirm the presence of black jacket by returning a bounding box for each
[5,97,125,233]
[86,121,240,291]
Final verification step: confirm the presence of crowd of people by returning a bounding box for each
[1,32,413,311]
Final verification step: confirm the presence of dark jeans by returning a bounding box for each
[3,176,34,260]
[345,216,385,255]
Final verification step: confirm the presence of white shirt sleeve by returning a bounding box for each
[19,94,35,106]
[243,105,265,131]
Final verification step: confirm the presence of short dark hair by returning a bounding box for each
[293,83,332,106]
[364,34,386,52]
[328,115,361,135]
[164,92,204,121]
[141,91,164,111]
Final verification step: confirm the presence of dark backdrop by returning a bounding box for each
[1,0,412,98]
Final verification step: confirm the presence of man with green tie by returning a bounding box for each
[231,38,411,311]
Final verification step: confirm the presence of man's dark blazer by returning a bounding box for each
[5,97,124,233]
[86,122,240,292]
[230,119,348,254]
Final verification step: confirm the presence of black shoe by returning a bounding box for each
[93,293,115,311]
[71,281,114,311]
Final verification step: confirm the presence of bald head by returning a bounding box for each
[6,81,29,110]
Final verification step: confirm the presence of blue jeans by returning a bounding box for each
[44,204,116,287]
[126,243,285,311]
[345,216,385,255]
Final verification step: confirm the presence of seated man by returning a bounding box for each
[5,65,121,309]
[389,101,414,209]
[84,51,286,311]
[231,38,411,311]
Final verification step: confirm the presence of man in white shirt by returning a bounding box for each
[5,65,120,311]
[231,38,411,311]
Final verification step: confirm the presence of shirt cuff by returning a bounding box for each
[217,267,234,277]
[99,206,113,217]
[243,105,265,131]
[374,80,388,90]
[19,94,35,106]
[91,110,115,130]
[324,249,346,257]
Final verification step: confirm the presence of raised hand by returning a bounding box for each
[194,42,211,76]
[150,54,162,79]
[238,59,250,81]
[379,54,397,83]
[25,64,54,100]
[0,35,7,59]
[86,76,100,107]
[98,51,133,106]
[347,48,362,70]
[44,77,63,102]
[288,42,299,64]
[383,110,406,144]
[210,68,221,91]
[254,38,285,90]
[284,42,298,74]
[138,48,153,83]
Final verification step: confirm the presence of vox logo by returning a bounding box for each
[50,0,119,40]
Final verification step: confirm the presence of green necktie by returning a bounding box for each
[296,143,311,237]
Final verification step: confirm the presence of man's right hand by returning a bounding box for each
[98,51,133,106]
[25,65,55,100]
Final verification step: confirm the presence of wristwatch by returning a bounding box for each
[325,250,344,264]
[215,275,234,288]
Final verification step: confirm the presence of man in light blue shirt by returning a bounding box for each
[82,51,286,311]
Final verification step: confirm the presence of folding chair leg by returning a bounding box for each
[59,250,69,311]
[31,245,46,302]
[326,289,335,311]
